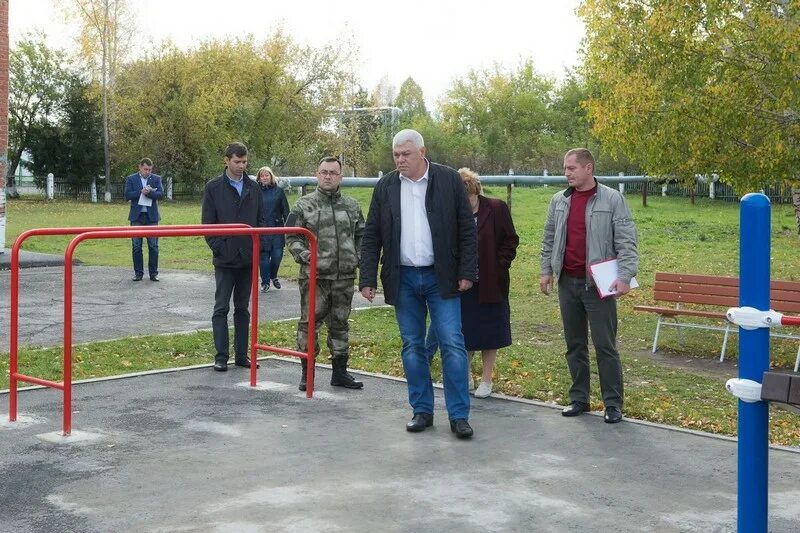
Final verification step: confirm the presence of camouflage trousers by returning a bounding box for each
[297,278,355,361]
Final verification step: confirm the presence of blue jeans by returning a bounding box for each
[131,214,158,277]
[259,245,284,285]
[395,266,470,420]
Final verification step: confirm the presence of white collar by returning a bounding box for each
[399,160,430,182]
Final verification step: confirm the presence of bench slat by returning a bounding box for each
[653,291,739,307]
[653,281,738,298]
[656,273,739,286]
[655,273,800,294]
[771,280,800,292]
[633,306,727,319]
[773,300,800,313]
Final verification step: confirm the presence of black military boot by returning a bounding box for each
[330,358,363,389]
[298,359,308,391]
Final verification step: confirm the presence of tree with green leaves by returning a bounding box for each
[113,34,352,186]
[394,77,428,120]
[25,74,104,196]
[581,0,800,229]
[440,61,556,174]
[6,36,69,197]
[63,0,132,201]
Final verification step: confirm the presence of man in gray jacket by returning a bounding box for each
[540,148,638,424]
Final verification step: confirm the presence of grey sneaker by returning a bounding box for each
[474,381,493,398]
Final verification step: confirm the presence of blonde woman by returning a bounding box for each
[257,167,290,292]
[426,168,520,398]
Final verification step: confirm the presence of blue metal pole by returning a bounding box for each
[738,193,771,532]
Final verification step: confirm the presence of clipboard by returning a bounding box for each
[588,258,638,298]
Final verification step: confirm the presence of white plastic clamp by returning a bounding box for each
[726,307,784,330]
[725,378,763,403]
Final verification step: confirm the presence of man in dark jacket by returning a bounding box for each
[359,129,478,439]
[201,142,266,372]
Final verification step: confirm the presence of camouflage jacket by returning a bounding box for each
[286,187,365,280]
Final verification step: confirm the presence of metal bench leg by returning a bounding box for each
[676,318,684,347]
[652,316,663,353]
[794,344,800,373]
[720,323,731,362]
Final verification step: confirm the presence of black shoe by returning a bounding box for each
[330,358,363,389]
[261,283,270,293]
[235,357,259,369]
[299,360,308,391]
[150,275,159,282]
[272,278,281,289]
[562,402,590,417]
[450,419,474,439]
[406,413,433,432]
[213,358,228,372]
[132,274,143,281]
[604,406,623,424]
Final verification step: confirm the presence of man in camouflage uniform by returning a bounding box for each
[286,156,365,391]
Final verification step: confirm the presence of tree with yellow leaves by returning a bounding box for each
[581,0,800,231]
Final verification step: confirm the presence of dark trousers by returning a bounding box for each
[212,266,252,361]
[557,275,623,408]
[258,246,284,285]
[131,213,158,277]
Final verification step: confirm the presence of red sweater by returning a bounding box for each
[562,187,595,278]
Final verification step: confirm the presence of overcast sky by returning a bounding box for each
[10,0,585,109]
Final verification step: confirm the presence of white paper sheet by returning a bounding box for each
[589,258,639,298]
[137,192,153,207]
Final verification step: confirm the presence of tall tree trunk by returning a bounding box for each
[792,185,800,236]
[4,146,22,198]
[101,2,111,202]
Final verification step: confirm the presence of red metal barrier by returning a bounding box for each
[9,224,317,436]
[783,315,800,327]
[9,224,249,426]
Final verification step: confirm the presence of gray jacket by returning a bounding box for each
[540,181,638,285]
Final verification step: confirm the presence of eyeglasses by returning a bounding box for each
[318,170,341,177]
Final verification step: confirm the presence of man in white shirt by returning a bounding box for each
[360,129,478,439]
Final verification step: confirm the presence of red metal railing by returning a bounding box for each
[9,224,317,435]
[782,315,800,327]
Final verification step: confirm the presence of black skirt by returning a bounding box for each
[461,282,512,351]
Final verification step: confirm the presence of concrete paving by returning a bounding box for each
[0,265,385,353]
[2,253,800,531]
[1,359,799,532]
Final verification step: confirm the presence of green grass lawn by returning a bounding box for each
[4,190,800,445]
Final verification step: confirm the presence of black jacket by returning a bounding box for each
[201,172,265,268]
[359,161,477,305]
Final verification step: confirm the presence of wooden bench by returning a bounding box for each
[634,273,800,370]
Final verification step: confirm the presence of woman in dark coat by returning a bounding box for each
[426,168,520,398]
[257,166,290,292]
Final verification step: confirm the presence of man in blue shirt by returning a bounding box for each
[124,158,163,281]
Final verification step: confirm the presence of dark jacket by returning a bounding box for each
[201,172,265,268]
[259,183,290,249]
[359,161,478,305]
[124,172,163,222]
[475,196,519,304]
